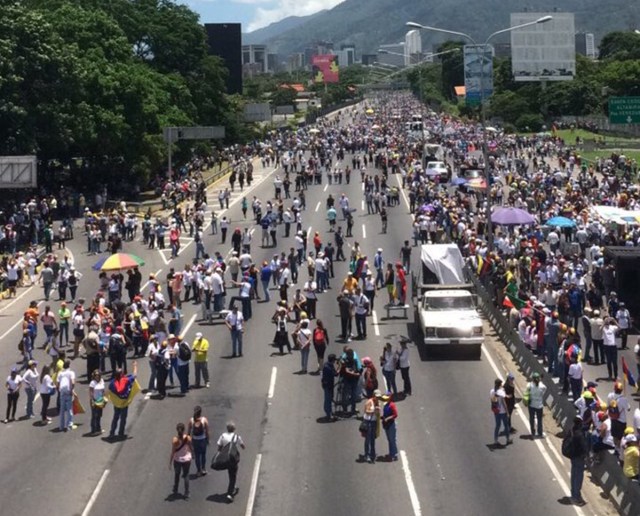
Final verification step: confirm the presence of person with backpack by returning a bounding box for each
[187,406,210,477]
[271,306,291,355]
[562,415,588,506]
[216,421,246,503]
[312,319,329,372]
[169,422,193,499]
[108,326,129,375]
[524,372,547,438]
[607,382,630,449]
[176,337,191,394]
[361,358,378,398]
[490,378,511,446]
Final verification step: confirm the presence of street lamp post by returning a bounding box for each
[407,16,552,252]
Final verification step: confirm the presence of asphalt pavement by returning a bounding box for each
[0,104,617,516]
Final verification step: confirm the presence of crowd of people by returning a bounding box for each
[4,90,640,506]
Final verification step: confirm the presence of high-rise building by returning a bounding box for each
[575,33,596,59]
[341,44,356,66]
[204,23,242,94]
[404,30,422,66]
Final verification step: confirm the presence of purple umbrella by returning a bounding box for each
[491,207,536,225]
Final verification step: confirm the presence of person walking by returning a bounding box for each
[4,367,23,423]
[362,390,381,463]
[353,287,369,340]
[56,359,77,431]
[169,422,193,499]
[397,341,411,396]
[225,305,245,358]
[321,354,339,421]
[89,369,106,435]
[39,365,55,424]
[187,406,210,477]
[192,333,210,388]
[217,422,246,502]
[524,372,547,438]
[490,378,511,446]
[381,392,398,461]
[380,343,398,396]
[106,360,139,440]
[565,415,588,506]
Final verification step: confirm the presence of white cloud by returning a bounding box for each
[247,0,344,32]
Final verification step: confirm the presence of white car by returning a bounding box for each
[419,289,483,359]
[424,161,448,181]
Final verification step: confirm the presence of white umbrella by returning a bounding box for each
[308,128,320,134]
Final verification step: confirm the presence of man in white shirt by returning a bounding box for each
[225,306,245,357]
[217,421,246,502]
[56,360,77,431]
[353,287,370,340]
[22,360,39,419]
[615,302,631,349]
[602,318,619,380]
[212,269,225,313]
[278,263,291,303]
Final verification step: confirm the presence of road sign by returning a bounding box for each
[609,97,640,124]
[163,126,225,143]
[0,156,37,189]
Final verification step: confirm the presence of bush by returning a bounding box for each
[515,113,544,132]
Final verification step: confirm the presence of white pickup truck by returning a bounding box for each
[414,244,483,359]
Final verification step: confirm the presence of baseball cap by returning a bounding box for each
[195,332,203,339]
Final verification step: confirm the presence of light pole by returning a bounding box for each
[378,48,461,102]
[407,16,552,251]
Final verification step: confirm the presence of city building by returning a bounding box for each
[575,33,596,59]
[405,30,422,66]
[242,44,268,78]
[204,23,242,94]
[288,53,305,72]
[361,54,377,66]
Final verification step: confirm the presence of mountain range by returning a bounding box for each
[244,0,639,57]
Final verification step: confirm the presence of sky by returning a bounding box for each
[182,0,344,33]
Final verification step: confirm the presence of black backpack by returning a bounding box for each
[178,342,192,361]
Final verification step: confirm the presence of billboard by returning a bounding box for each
[244,103,272,122]
[0,156,37,189]
[510,12,575,82]
[463,44,493,106]
[311,54,339,84]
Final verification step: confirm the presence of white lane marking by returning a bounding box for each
[0,300,43,340]
[268,366,277,399]
[81,469,110,516]
[395,173,411,210]
[140,269,162,292]
[400,451,422,516]
[480,347,585,516]
[362,224,367,239]
[244,453,263,516]
[0,284,36,313]
[361,182,365,191]
[323,184,328,192]
[371,310,380,336]
[179,313,197,339]
[361,200,365,211]
[315,201,321,212]
[157,248,170,265]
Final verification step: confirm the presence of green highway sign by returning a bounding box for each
[609,96,640,124]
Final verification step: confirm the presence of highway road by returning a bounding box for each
[0,103,616,516]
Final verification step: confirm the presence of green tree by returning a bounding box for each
[437,41,464,100]
[599,31,640,61]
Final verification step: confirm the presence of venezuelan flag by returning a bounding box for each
[622,357,637,389]
[106,376,141,409]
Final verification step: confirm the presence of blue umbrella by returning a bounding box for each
[545,216,576,228]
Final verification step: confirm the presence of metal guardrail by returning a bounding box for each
[466,266,640,514]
